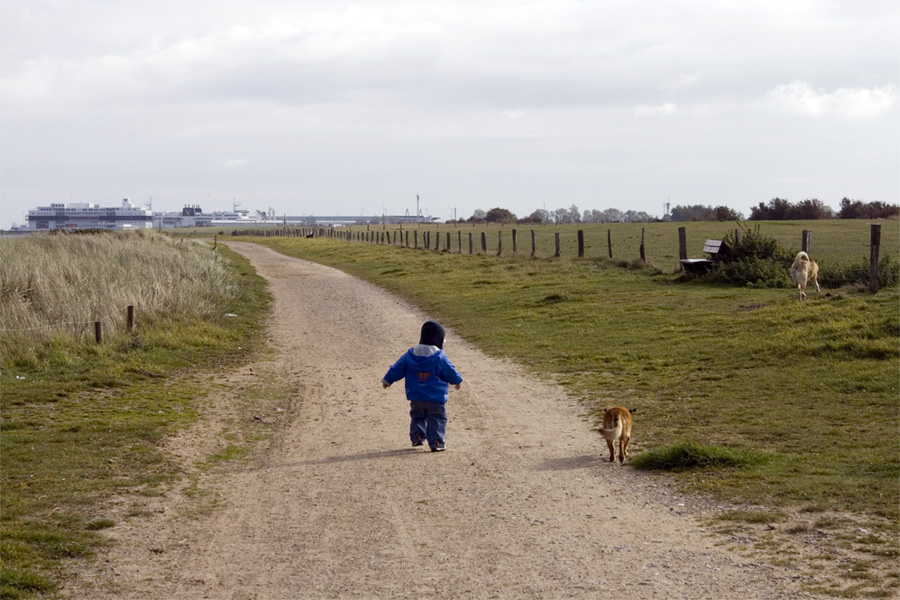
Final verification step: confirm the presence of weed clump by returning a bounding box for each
[0,566,57,598]
[631,440,771,471]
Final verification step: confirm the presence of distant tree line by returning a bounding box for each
[749,197,898,220]
[749,198,833,220]
[447,197,896,226]
[834,198,899,220]
[451,205,657,225]
[668,205,743,221]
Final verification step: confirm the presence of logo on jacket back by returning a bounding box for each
[416,372,430,383]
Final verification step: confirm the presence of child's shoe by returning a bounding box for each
[411,435,424,447]
[430,442,446,452]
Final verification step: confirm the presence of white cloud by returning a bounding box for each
[660,73,702,92]
[221,157,248,168]
[634,102,679,116]
[502,109,527,120]
[766,81,898,120]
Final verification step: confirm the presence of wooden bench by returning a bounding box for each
[680,239,729,274]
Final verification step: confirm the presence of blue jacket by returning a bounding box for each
[382,345,463,405]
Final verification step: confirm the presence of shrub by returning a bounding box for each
[713,256,793,288]
[699,224,793,287]
[818,254,900,289]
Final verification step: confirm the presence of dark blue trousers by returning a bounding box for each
[409,401,447,449]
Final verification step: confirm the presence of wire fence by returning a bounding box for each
[228,221,894,288]
[1,304,136,343]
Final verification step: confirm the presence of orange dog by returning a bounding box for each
[595,406,636,463]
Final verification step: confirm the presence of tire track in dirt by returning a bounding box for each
[70,242,819,600]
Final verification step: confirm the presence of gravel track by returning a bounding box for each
[69,242,818,600]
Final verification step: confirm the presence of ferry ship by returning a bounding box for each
[27,199,153,230]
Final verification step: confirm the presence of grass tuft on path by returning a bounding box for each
[631,440,772,470]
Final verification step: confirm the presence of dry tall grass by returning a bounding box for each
[0,230,237,356]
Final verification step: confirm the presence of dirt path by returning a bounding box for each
[71,242,818,599]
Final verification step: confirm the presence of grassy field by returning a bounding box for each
[234,219,899,598]
[1,231,243,358]
[0,233,272,599]
[218,218,896,273]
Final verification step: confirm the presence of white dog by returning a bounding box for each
[790,251,820,301]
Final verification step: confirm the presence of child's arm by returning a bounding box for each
[382,354,408,388]
[439,355,463,389]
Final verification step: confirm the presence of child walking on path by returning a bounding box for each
[382,321,463,452]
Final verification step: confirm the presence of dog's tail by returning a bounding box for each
[594,419,624,440]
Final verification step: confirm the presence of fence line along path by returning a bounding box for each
[228,221,888,289]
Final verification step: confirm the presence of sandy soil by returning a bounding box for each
[67,242,821,600]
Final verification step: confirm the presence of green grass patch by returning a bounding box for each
[716,510,785,525]
[630,440,771,471]
[0,240,272,598]
[205,444,252,466]
[0,567,56,599]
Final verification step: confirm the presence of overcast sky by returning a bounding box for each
[1,0,897,228]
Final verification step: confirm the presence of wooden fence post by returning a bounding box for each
[802,230,812,254]
[554,233,560,257]
[127,305,135,332]
[530,230,536,258]
[469,232,474,255]
[457,231,461,253]
[869,223,881,294]
[640,228,646,263]
[94,321,103,344]
[481,232,487,253]
[497,231,502,256]
[512,229,518,256]
[414,231,419,249]
[678,226,687,270]
[577,230,584,258]
[607,229,612,259]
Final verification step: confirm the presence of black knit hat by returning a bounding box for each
[419,321,445,349]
